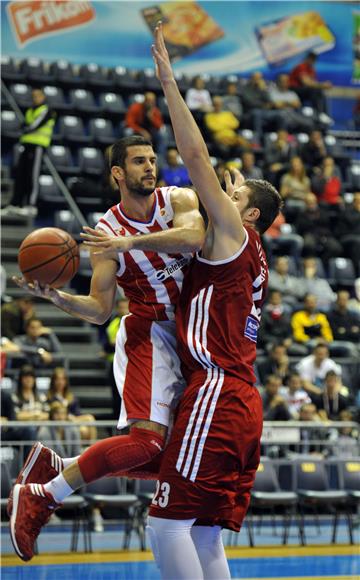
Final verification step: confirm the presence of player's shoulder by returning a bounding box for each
[168,186,198,208]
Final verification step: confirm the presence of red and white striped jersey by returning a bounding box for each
[176,227,268,385]
[96,187,192,321]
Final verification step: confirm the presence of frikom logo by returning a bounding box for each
[7,1,96,47]
[155,257,188,282]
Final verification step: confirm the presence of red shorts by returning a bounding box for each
[149,369,262,531]
[114,315,185,429]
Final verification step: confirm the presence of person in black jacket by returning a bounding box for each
[327,290,360,342]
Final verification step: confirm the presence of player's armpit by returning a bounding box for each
[170,187,205,247]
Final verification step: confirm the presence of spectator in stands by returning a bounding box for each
[268,256,305,303]
[263,211,304,263]
[1,389,37,456]
[296,343,341,391]
[47,367,97,445]
[336,191,360,276]
[291,294,333,345]
[38,402,81,458]
[221,82,243,119]
[329,409,359,458]
[327,290,360,343]
[269,73,314,132]
[280,372,311,419]
[257,343,291,385]
[289,51,332,114]
[1,296,34,340]
[300,130,328,170]
[241,72,287,136]
[261,375,292,421]
[280,156,311,201]
[258,290,292,350]
[310,370,352,421]
[311,156,343,205]
[11,365,49,422]
[295,192,343,265]
[5,88,56,216]
[204,96,250,156]
[185,76,212,115]
[301,257,336,311]
[240,151,263,180]
[125,92,166,158]
[297,403,327,456]
[264,129,298,186]
[13,317,64,369]
[348,278,360,315]
[158,147,191,187]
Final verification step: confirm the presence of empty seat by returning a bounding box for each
[38,174,64,203]
[79,63,113,88]
[43,86,71,112]
[78,147,105,176]
[1,56,25,82]
[111,66,143,92]
[346,163,360,192]
[58,116,91,144]
[54,210,79,233]
[1,110,21,140]
[138,68,161,92]
[9,83,32,108]
[46,146,80,175]
[50,60,84,88]
[69,89,100,115]
[20,57,54,83]
[99,93,126,116]
[328,257,355,288]
[88,118,115,145]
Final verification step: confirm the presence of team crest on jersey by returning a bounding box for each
[156,257,188,282]
[115,226,127,236]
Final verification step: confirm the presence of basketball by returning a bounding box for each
[18,227,80,289]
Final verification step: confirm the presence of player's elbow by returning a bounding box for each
[186,227,205,252]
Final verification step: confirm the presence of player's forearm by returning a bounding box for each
[131,226,202,253]
[52,291,109,325]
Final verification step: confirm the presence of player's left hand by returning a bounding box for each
[80,227,133,256]
[224,168,245,198]
[151,22,174,84]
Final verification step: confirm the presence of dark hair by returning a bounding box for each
[109,136,153,170]
[307,51,317,61]
[17,365,37,398]
[244,179,282,234]
[48,367,73,402]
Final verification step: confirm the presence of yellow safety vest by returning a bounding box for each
[20,104,55,148]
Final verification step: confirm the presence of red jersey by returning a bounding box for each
[96,187,192,321]
[289,62,315,88]
[176,227,268,384]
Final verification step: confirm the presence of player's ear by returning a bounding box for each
[244,207,260,223]
[111,166,124,181]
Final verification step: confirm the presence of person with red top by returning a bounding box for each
[289,51,332,114]
[9,134,205,562]
[144,25,281,579]
[125,91,167,158]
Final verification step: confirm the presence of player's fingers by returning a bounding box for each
[231,167,245,186]
[12,276,26,287]
[224,170,233,197]
[82,226,106,237]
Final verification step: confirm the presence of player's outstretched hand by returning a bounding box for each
[12,277,59,302]
[224,168,245,198]
[80,226,133,256]
[151,22,174,84]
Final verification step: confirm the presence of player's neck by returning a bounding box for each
[120,190,156,221]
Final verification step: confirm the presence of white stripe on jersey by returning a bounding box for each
[187,285,214,369]
[130,250,174,319]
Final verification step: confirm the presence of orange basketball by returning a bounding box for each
[18,227,80,289]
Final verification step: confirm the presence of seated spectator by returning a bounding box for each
[280,156,311,201]
[13,317,64,369]
[327,290,360,342]
[329,409,359,458]
[258,290,292,349]
[311,156,343,205]
[240,151,263,180]
[336,192,360,276]
[257,343,291,385]
[289,51,332,114]
[280,372,311,419]
[204,96,250,156]
[1,296,34,340]
[297,403,327,456]
[158,147,191,187]
[268,256,305,304]
[221,82,243,119]
[125,92,166,158]
[261,375,292,421]
[291,294,333,344]
[185,76,212,114]
[47,367,97,444]
[295,192,343,265]
[301,257,336,311]
[241,72,286,136]
[296,343,341,391]
[1,388,37,457]
[310,370,352,421]
[38,401,81,458]
[348,278,360,315]
[301,130,328,171]
[264,129,298,186]
[11,365,49,422]
[269,74,314,132]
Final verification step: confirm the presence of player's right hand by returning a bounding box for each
[151,22,174,84]
[12,276,59,302]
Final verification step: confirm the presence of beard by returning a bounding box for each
[125,174,155,197]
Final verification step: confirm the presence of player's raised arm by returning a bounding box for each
[152,24,245,248]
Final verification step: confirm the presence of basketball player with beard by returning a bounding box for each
[10,134,205,561]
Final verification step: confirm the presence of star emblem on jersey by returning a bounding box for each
[116,227,127,236]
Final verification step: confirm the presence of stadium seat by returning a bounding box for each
[88,117,115,146]
[9,83,33,109]
[43,85,72,112]
[138,68,162,92]
[46,147,80,176]
[173,71,191,93]
[50,60,84,88]
[130,479,157,550]
[69,89,101,115]
[1,110,21,140]
[1,55,25,82]
[99,93,127,117]
[328,257,355,288]
[58,116,91,145]
[337,458,360,540]
[346,162,360,192]
[79,63,113,89]
[54,210,79,234]
[78,147,105,177]
[38,174,65,204]
[111,66,143,92]
[20,57,55,83]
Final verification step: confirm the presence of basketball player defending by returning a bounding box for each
[145,25,282,579]
[9,135,205,561]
